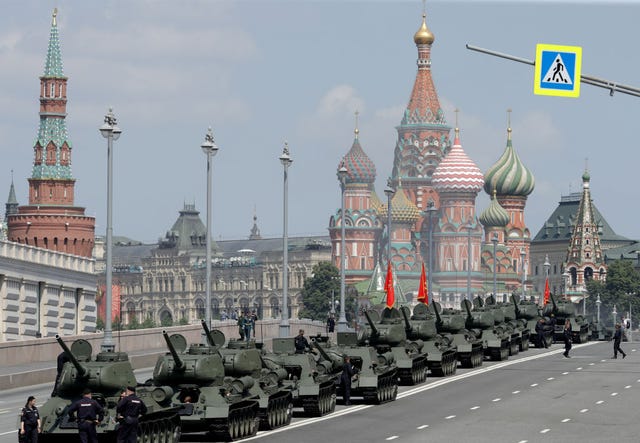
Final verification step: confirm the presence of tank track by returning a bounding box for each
[509,336,521,356]
[519,331,530,351]
[397,358,428,385]
[301,383,337,417]
[207,403,259,442]
[428,350,458,377]
[136,414,182,443]
[362,371,398,405]
[487,343,510,361]
[458,343,484,368]
[258,392,293,431]
[572,326,590,344]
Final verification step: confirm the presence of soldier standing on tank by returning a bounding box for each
[613,324,627,359]
[116,386,148,443]
[20,396,41,443]
[562,318,572,358]
[294,329,310,354]
[68,388,104,443]
[237,313,246,340]
[341,356,358,406]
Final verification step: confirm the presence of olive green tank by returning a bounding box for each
[494,299,531,354]
[152,329,259,441]
[400,304,459,376]
[427,301,484,368]
[263,336,337,417]
[542,292,590,343]
[39,336,181,443]
[467,297,511,361]
[511,294,553,348]
[359,307,428,385]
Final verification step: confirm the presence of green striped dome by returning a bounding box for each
[479,190,510,227]
[484,128,535,197]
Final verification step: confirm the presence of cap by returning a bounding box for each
[82,388,91,395]
[127,385,136,392]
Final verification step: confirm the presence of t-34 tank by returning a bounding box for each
[427,301,484,368]
[214,334,293,430]
[153,329,259,441]
[467,297,510,361]
[360,307,428,385]
[542,293,590,343]
[483,295,521,356]
[400,304,458,376]
[262,335,337,417]
[39,335,181,443]
[511,294,553,348]
[495,298,530,353]
[334,331,398,404]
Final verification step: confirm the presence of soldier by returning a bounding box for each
[294,329,310,354]
[562,318,572,358]
[237,313,246,340]
[116,386,147,443]
[341,356,358,406]
[326,315,335,333]
[613,324,627,359]
[535,318,548,349]
[67,389,104,443]
[20,396,41,443]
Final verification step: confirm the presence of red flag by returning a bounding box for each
[543,277,550,305]
[384,261,395,309]
[417,263,428,304]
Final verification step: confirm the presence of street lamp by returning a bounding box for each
[520,248,526,301]
[384,181,395,266]
[427,201,437,300]
[492,233,499,299]
[465,222,473,301]
[201,127,219,333]
[99,108,121,352]
[279,142,293,338]
[330,290,336,316]
[596,294,601,323]
[337,163,349,332]
[613,304,617,326]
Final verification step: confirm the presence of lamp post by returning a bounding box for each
[427,202,437,300]
[596,294,601,323]
[492,233,499,298]
[520,248,526,301]
[330,290,336,316]
[543,254,550,306]
[562,270,569,299]
[337,164,349,332]
[384,181,395,266]
[279,143,293,338]
[629,301,633,342]
[99,108,121,352]
[465,222,473,301]
[200,127,219,333]
[613,304,617,326]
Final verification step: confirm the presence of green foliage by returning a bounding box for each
[96,317,104,331]
[127,316,140,330]
[160,315,173,327]
[586,259,640,326]
[141,317,156,329]
[178,317,189,326]
[299,261,358,321]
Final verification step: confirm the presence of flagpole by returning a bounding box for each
[543,255,550,307]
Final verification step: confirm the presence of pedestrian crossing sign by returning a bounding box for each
[534,43,582,98]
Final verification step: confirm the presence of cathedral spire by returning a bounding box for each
[44,8,65,78]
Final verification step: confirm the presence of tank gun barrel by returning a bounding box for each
[549,292,558,311]
[400,306,413,333]
[510,294,522,317]
[433,302,443,328]
[363,310,379,337]
[201,319,215,347]
[162,330,185,371]
[55,334,87,377]
[312,340,341,368]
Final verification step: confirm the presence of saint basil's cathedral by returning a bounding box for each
[328,12,539,307]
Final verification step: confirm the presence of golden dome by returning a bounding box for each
[413,13,435,45]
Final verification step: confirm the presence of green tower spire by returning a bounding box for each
[43,8,65,78]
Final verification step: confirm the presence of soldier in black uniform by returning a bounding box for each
[294,329,310,354]
[535,318,548,348]
[20,396,41,443]
[67,389,104,443]
[341,356,358,406]
[116,386,148,443]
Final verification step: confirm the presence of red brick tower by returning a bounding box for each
[7,9,95,258]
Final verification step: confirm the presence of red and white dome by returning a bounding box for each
[432,130,484,193]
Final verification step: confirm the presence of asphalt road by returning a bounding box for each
[1,342,639,443]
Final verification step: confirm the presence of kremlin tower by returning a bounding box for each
[7,9,95,258]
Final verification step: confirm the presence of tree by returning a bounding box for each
[299,262,340,320]
[141,317,156,329]
[586,259,640,326]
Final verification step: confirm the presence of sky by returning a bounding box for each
[1,0,639,245]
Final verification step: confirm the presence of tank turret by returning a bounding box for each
[542,292,590,343]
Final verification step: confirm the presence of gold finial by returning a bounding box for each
[52,8,57,26]
[414,8,435,45]
[507,108,512,141]
[354,110,360,139]
[422,0,427,15]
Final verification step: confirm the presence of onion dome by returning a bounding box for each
[370,191,384,214]
[582,168,590,183]
[480,190,510,227]
[484,127,535,197]
[386,183,421,224]
[338,127,376,185]
[432,128,484,193]
[414,13,435,45]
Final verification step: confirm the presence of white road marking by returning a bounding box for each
[518,440,528,443]
[611,392,618,396]
[562,372,569,375]
[417,425,429,430]
[625,385,631,389]
[540,429,550,434]
[580,409,588,413]
[601,359,607,362]
[470,406,480,410]
[492,398,501,402]
[386,436,399,440]
[561,418,571,423]
[530,383,538,387]
[576,367,583,370]
[0,430,18,436]
[596,400,604,405]
[445,415,456,420]
[547,377,554,380]
[512,390,520,394]
[589,363,595,366]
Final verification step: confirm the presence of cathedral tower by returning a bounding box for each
[7,9,95,257]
